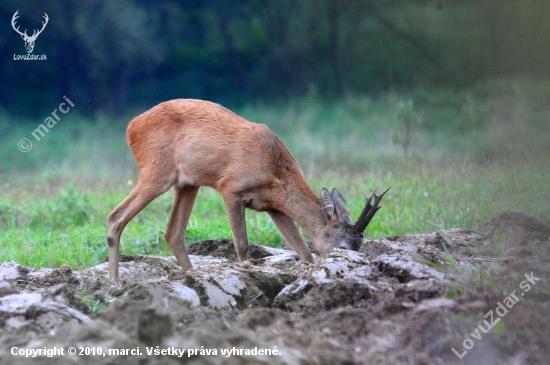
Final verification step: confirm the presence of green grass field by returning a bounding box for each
[1,77,549,269]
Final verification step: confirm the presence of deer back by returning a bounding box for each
[126,99,314,211]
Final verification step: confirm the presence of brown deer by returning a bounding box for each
[107,99,389,282]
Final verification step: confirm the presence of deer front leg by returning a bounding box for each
[164,185,199,272]
[224,195,249,262]
[268,210,314,263]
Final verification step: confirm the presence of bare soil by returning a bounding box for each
[0,212,549,364]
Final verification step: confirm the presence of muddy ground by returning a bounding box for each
[1,212,549,365]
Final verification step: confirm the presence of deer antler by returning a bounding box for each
[11,11,28,38]
[28,13,49,41]
[11,11,48,41]
[351,186,391,236]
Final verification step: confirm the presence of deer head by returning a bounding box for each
[320,186,391,252]
[11,11,49,54]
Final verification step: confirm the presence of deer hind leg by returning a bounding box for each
[268,210,314,263]
[223,194,249,263]
[107,173,173,282]
[164,185,199,272]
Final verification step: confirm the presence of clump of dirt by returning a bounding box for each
[481,212,550,265]
[187,238,283,261]
[482,212,550,246]
[31,264,79,287]
[0,211,549,365]
[0,286,18,298]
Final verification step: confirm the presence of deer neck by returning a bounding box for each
[276,180,325,241]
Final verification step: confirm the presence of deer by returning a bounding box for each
[11,11,49,54]
[107,99,390,282]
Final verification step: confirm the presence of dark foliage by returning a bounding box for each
[1,0,549,118]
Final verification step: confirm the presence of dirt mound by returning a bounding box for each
[186,238,285,261]
[0,212,549,364]
[482,211,550,248]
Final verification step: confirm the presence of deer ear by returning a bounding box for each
[331,188,352,225]
[320,188,338,222]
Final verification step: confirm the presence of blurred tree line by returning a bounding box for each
[1,0,549,118]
